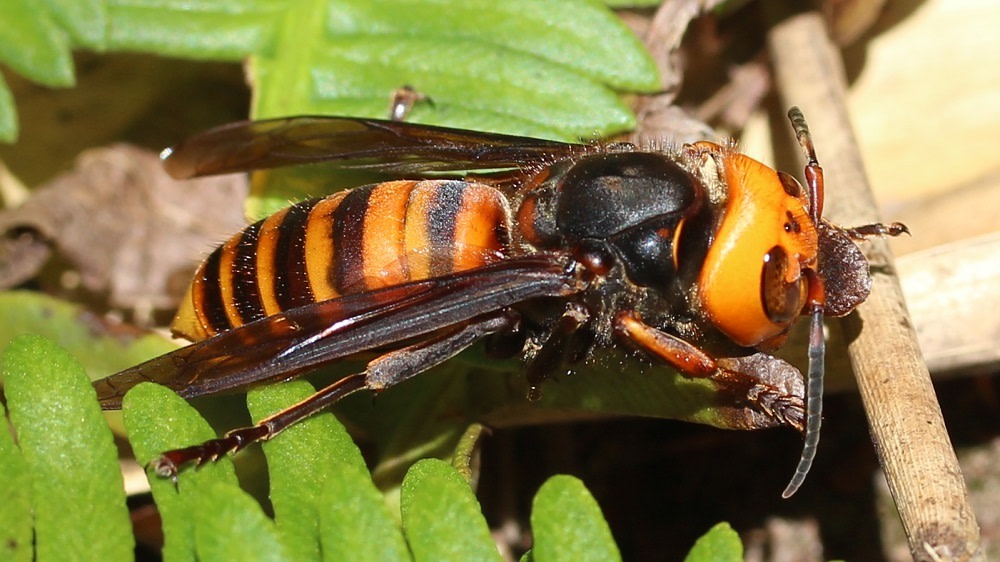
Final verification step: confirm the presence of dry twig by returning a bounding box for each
[763,6,982,561]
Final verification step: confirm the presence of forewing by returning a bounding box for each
[95,254,579,409]
[162,116,585,179]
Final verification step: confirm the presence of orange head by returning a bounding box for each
[692,142,819,349]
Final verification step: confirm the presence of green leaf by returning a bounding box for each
[0,72,16,143]
[40,0,107,49]
[193,480,293,562]
[0,0,74,87]
[123,382,241,562]
[319,460,411,562]
[0,291,179,382]
[365,363,483,486]
[0,291,180,439]
[1,335,133,561]
[527,352,729,427]
[530,475,621,562]
[682,522,743,562]
[106,0,278,59]
[305,34,635,136]
[323,0,659,91]
[0,395,32,562]
[246,380,373,561]
[451,422,487,483]
[5,0,658,150]
[353,352,781,506]
[401,459,503,562]
[253,0,656,140]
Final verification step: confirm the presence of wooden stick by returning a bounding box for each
[763,7,983,561]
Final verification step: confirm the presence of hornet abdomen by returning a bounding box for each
[173,179,512,340]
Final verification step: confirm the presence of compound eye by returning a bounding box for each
[777,171,802,197]
[761,246,804,325]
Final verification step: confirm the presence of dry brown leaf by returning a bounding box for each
[0,145,247,323]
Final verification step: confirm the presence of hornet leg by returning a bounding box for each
[611,310,805,430]
[150,311,518,479]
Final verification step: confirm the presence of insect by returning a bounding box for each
[93,108,906,497]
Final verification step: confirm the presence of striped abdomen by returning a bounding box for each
[173,179,513,340]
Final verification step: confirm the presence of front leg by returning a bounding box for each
[611,310,805,431]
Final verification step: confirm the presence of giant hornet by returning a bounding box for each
[93,108,905,497]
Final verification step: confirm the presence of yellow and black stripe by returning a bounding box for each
[172,180,513,341]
